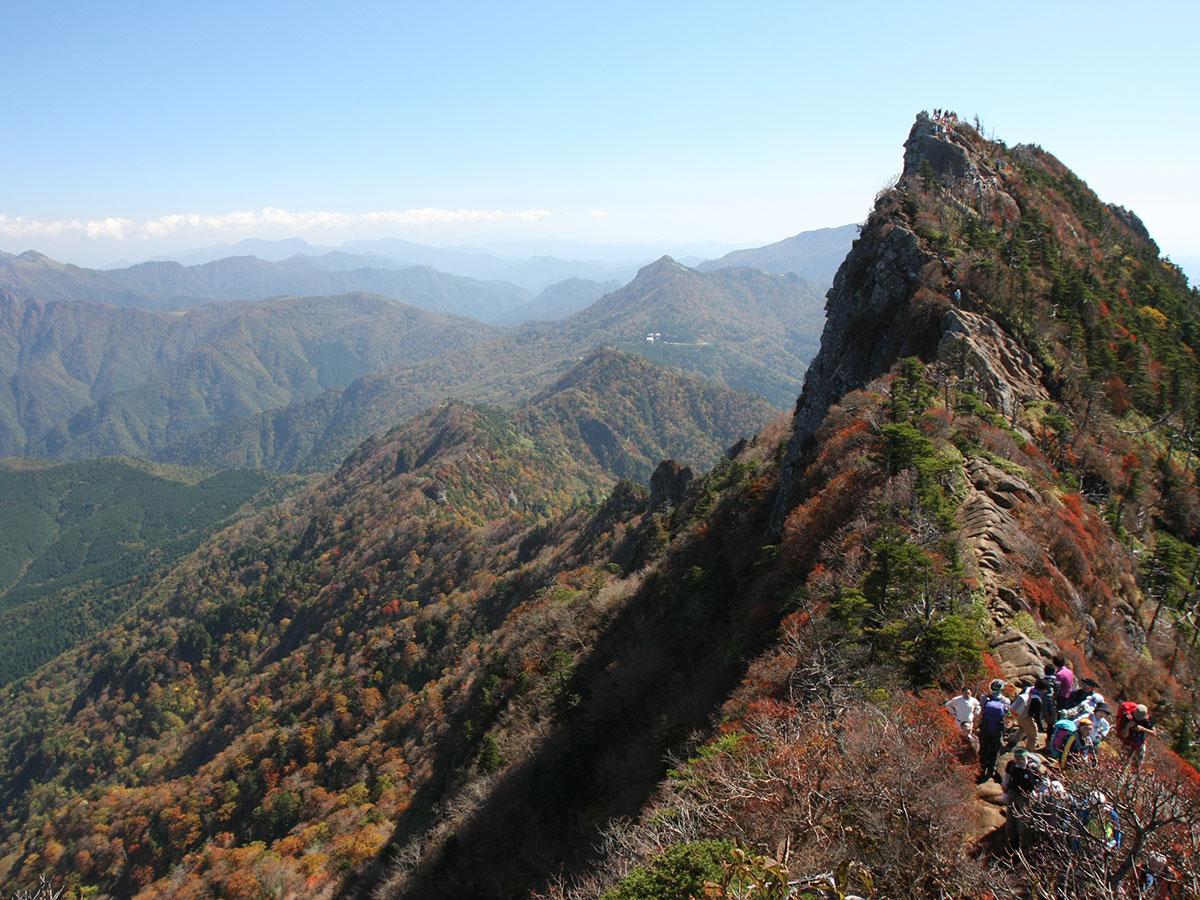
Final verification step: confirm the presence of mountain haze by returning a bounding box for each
[696,223,858,285]
[159,261,824,471]
[0,289,499,461]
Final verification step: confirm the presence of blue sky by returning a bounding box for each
[2,0,1197,272]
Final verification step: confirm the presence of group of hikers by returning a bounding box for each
[944,656,1156,781]
[944,656,1176,894]
[931,108,959,128]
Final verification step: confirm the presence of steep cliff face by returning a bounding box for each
[773,110,1198,680]
[776,115,1045,526]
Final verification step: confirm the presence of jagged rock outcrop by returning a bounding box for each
[958,458,1061,676]
[649,458,694,512]
[768,112,1152,679]
[772,114,1047,533]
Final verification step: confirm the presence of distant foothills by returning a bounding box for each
[0,227,852,468]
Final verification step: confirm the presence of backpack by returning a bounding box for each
[1006,762,1039,796]
[1011,687,1031,718]
[1043,673,1059,699]
[980,693,1009,735]
[1116,701,1140,743]
[1048,718,1077,759]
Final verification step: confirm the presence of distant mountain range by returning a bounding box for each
[696,223,857,283]
[0,228,846,472]
[1,225,855,324]
[0,256,826,470]
[156,259,825,471]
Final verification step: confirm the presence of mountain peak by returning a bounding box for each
[772,109,1183,530]
[902,110,983,187]
[634,255,689,279]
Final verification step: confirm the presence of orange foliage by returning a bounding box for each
[1021,573,1068,622]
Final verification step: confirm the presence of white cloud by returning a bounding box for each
[587,209,611,218]
[0,207,553,241]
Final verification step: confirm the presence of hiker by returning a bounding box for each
[1008,679,1044,751]
[977,678,1010,783]
[1026,771,1071,842]
[1136,852,1182,899]
[1118,702,1156,767]
[1075,790,1120,858]
[1040,663,1060,731]
[1046,715,1081,761]
[1061,676,1103,711]
[946,685,981,750]
[1059,717,1097,770]
[1091,703,1113,742]
[1001,748,1042,850]
[1054,655,1075,708]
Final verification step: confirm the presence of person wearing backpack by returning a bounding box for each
[1059,716,1097,770]
[1001,748,1042,850]
[1008,679,1043,752]
[1118,703,1157,768]
[1046,717,1078,761]
[977,678,1011,783]
[1040,663,1060,732]
[1075,790,1120,859]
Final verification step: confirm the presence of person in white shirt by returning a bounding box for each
[946,685,982,749]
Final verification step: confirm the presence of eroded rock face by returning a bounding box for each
[770,113,1146,685]
[938,310,1049,425]
[904,118,974,184]
[958,457,1062,674]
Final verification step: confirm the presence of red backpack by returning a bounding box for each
[1116,700,1140,743]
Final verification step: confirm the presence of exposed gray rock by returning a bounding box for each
[904,117,973,184]
[990,624,1055,683]
[938,310,1049,424]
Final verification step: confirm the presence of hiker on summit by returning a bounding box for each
[977,678,1010,783]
